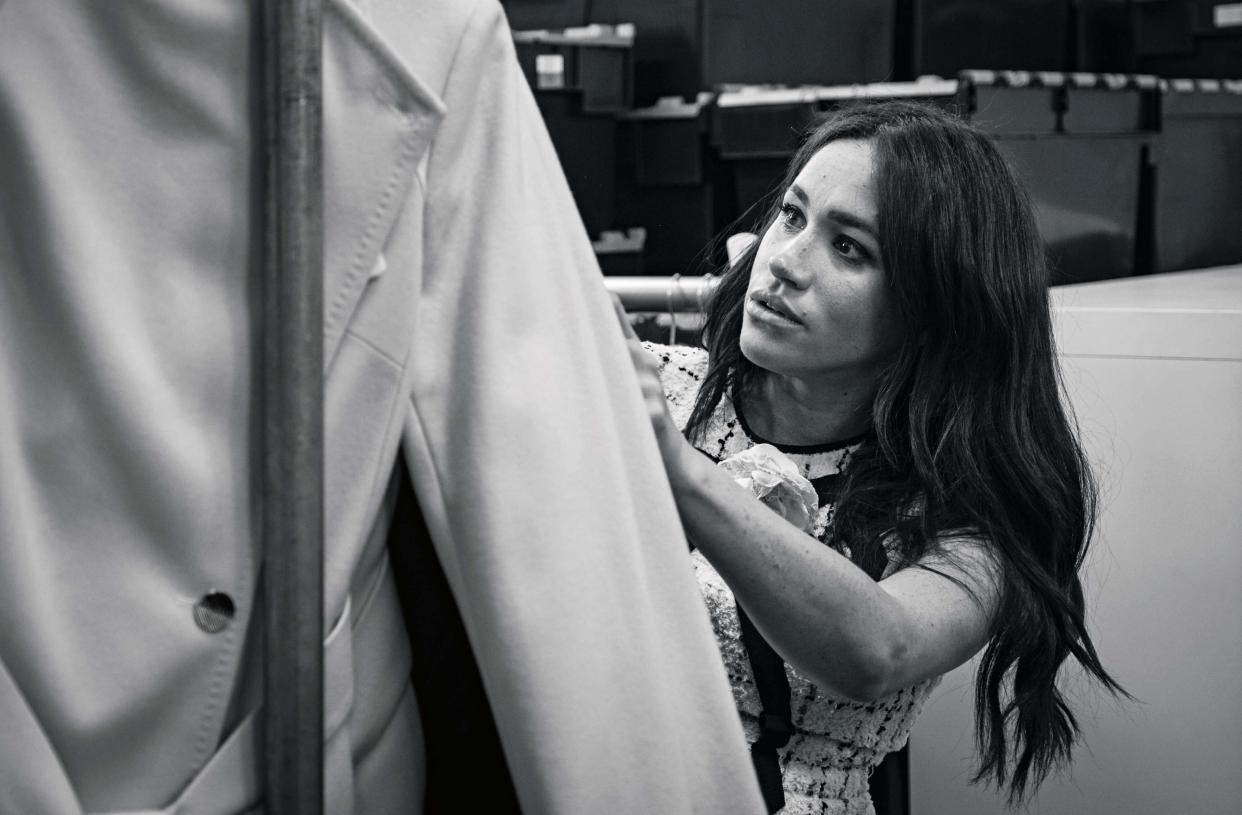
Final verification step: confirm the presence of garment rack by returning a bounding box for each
[605,275,719,313]
[259,1,324,813]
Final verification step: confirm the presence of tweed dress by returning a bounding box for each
[649,342,941,815]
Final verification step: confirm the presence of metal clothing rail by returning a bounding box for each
[604,233,749,314]
[259,1,324,813]
[604,275,720,313]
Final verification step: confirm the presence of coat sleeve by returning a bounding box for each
[401,1,765,813]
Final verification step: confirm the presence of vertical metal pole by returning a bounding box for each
[260,0,323,813]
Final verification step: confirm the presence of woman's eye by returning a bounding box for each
[778,203,804,231]
[833,235,866,261]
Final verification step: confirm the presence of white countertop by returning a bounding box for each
[1052,265,1242,360]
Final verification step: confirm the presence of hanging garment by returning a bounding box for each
[0,0,764,812]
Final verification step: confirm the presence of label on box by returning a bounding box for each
[1215,3,1242,27]
[535,54,565,89]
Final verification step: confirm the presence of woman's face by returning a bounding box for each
[739,138,901,385]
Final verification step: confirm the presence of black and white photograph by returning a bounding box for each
[1,1,1239,813]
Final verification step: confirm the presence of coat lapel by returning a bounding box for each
[321,0,444,369]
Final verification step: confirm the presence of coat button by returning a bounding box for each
[193,591,236,634]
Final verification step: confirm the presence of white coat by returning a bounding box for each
[0,0,765,813]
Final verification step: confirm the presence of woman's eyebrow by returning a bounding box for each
[788,183,880,241]
[825,208,879,241]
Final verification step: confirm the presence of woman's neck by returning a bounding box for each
[742,370,874,446]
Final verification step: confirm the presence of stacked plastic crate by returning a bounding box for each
[1154,77,1242,272]
[512,23,646,274]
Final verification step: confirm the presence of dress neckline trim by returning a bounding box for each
[731,390,870,455]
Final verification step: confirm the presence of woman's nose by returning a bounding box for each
[769,244,811,290]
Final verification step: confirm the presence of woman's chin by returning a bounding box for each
[739,326,794,376]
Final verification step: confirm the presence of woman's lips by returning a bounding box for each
[746,294,802,328]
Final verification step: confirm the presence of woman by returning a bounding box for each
[621,101,1127,814]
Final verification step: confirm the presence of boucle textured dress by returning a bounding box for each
[649,342,941,815]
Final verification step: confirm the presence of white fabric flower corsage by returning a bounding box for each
[718,444,818,534]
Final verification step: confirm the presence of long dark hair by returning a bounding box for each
[686,101,1128,804]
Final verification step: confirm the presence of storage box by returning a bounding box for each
[1061,73,1161,133]
[1132,0,1242,77]
[513,24,635,113]
[514,25,636,240]
[615,94,725,277]
[1153,78,1242,272]
[709,73,1154,284]
[913,0,1074,76]
[587,0,895,105]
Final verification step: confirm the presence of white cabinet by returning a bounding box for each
[909,266,1242,815]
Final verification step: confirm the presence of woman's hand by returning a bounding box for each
[610,296,701,488]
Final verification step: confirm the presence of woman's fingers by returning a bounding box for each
[607,293,687,468]
[628,346,664,400]
[610,295,663,398]
[629,355,679,446]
